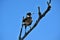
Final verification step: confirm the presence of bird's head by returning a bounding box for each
[26,12,31,17]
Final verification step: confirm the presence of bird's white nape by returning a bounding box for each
[27,15,30,17]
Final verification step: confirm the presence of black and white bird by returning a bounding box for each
[22,12,32,33]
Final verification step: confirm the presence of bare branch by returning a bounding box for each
[19,0,51,40]
[41,0,51,18]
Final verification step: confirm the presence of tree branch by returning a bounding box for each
[19,0,51,40]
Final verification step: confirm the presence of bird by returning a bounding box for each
[22,12,32,34]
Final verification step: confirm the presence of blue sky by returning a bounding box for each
[0,0,60,40]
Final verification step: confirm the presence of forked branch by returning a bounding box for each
[19,0,51,40]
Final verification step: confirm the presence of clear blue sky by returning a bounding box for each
[0,0,60,40]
